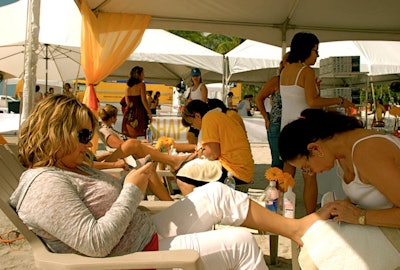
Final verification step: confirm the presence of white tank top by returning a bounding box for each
[338,134,397,209]
[280,65,308,130]
[189,83,203,101]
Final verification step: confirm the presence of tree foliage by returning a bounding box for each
[169,30,243,54]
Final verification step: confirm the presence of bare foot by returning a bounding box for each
[171,153,197,171]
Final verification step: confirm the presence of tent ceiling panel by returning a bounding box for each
[80,0,400,46]
[128,29,223,74]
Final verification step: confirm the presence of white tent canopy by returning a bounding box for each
[225,40,283,85]
[222,39,400,86]
[226,40,282,76]
[0,0,224,87]
[108,29,224,85]
[79,0,400,49]
[0,0,84,84]
[0,0,81,47]
[317,41,400,76]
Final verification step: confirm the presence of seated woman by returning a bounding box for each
[279,108,400,269]
[10,94,330,269]
[98,104,195,171]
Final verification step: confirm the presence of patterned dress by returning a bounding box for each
[122,95,149,137]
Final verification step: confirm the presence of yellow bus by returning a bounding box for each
[75,80,175,104]
[74,80,242,106]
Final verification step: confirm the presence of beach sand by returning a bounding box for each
[0,136,306,270]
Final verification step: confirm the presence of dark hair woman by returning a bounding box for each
[280,32,355,214]
[122,66,152,138]
[279,108,400,232]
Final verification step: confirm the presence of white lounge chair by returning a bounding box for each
[0,144,200,270]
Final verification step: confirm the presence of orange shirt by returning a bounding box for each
[201,110,254,182]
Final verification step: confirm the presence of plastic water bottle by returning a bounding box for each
[283,186,296,218]
[224,172,236,190]
[264,181,279,212]
[145,124,153,144]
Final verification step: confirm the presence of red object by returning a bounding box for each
[142,233,159,251]
[87,84,99,111]
[120,96,127,114]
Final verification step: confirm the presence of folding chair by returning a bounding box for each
[0,144,200,269]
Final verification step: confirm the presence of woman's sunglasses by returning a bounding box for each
[78,129,93,144]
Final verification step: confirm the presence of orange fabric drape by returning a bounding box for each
[80,0,151,110]
[15,78,24,99]
[79,0,151,151]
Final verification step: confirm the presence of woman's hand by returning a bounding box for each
[124,157,152,193]
[315,202,336,220]
[326,200,362,225]
[315,77,322,90]
[114,159,129,171]
[264,118,270,130]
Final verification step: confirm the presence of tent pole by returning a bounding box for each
[45,44,48,94]
[222,55,228,102]
[21,0,40,123]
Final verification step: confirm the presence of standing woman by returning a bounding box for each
[150,91,161,115]
[280,32,354,214]
[255,52,289,169]
[226,91,234,109]
[185,68,208,144]
[122,66,152,138]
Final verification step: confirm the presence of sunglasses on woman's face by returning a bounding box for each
[78,129,93,144]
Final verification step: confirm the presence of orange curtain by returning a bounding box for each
[15,78,24,99]
[79,0,151,151]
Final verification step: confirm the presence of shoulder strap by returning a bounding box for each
[294,65,308,85]
[350,134,389,179]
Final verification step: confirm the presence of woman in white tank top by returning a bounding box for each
[186,67,208,103]
[279,108,400,229]
[185,68,208,144]
[280,32,355,214]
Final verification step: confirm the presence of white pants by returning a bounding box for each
[152,182,268,270]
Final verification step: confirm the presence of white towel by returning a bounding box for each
[299,220,400,270]
[176,158,222,182]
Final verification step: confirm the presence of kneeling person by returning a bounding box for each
[178,100,254,195]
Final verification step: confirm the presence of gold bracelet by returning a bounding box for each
[358,209,367,225]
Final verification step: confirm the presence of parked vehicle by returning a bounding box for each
[0,95,19,113]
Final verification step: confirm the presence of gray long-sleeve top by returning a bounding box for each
[10,166,155,257]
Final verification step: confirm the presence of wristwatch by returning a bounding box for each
[358,209,367,225]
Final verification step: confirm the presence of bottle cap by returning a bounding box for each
[227,172,233,178]
[269,180,276,187]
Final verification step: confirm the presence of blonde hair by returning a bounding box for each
[98,104,118,122]
[278,52,290,74]
[18,95,97,168]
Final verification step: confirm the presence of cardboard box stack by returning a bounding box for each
[319,56,360,75]
[320,87,361,104]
